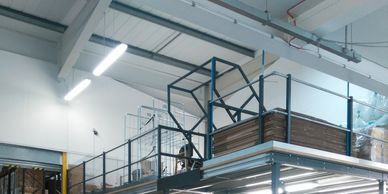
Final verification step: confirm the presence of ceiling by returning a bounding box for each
[324,5,388,69]
[239,0,321,19]
[92,8,251,68]
[0,0,86,25]
[0,0,387,106]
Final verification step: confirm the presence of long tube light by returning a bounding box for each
[285,182,318,192]
[246,182,318,194]
[246,188,283,194]
[93,43,128,76]
[64,79,91,101]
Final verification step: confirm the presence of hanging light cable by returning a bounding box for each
[93,11,128,76]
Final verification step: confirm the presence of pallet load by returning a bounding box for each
[14,168,44,194]
[214,108,351,157]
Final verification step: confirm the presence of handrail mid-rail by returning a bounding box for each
[67,125,206,193]
[207,68,388,159]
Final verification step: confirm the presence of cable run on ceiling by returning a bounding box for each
[320,39,388,47]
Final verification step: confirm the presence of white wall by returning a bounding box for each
[0,49,156,164]
[214,58,372,128]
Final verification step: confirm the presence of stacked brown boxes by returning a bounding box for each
[15,169,44,194]
[214,109,351,157]
[68,165,83,194]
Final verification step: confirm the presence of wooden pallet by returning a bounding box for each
[214,109,351,157]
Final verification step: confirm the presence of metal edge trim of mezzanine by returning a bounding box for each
[202,141,388,181]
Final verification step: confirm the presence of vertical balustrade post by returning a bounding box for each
[286,74,292,143]
[82,162,86,194]
[207,57,216,160]
[259,75,265,143]
[157,127,162,179]
[128,139,131,183]
[103,152,106,191]
[346,96,353,156]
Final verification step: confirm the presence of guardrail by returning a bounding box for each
[209,70,388,159]
[167,56,388,161]
[67,125,205,194]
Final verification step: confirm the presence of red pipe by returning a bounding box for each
[287,0,306,26]
[287,0,306,49]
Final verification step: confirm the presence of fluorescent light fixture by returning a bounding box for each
[246,172,316,187]
[93,43,128,76]
[281,172,316,181]
[283,164,314,171]
[317,182,376,193]
[317,175,353,185]
[246,180,271,187]
[246,182,317,194]
[64,79,91,101]
[285,182,318,192]
[246,188,283,194]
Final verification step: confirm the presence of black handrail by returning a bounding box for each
[67,125,205,193]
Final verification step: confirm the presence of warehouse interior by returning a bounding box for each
[1,0,388,193]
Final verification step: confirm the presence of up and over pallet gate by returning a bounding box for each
[67,56,388,194]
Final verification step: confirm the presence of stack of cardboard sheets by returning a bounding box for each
[214,109,351,157]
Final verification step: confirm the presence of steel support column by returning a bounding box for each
[22,169,25,194]
[207,57,216,160]
[379,180,386,194]
[271,162,281,194]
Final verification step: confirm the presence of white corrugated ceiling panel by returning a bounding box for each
[158,34,252,66]
[94,8,252,68]
[94,9,177,52]
[0,0,85,25]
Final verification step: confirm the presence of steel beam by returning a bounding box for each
[89,34,211,76]
[110,1,255,58]
[210,0,361,63]
[0,5,67,33]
